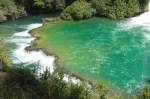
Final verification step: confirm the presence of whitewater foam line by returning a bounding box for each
[7,23,80,84]
[9,23,55,73]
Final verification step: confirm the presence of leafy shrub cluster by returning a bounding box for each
[0,0,149,21]
[61,0,149,20]
[0,67,108,99]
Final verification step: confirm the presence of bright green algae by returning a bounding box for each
[40,18,150,93]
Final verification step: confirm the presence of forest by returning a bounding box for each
[0,0,149,22]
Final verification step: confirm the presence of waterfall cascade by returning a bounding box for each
[8,24,55,73]
[122,1,150,28]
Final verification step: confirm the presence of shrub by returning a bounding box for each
[0,41,11,71]
[0,67,46,99]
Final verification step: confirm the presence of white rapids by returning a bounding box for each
[7,23,80,84]
[8,23,55,73]
[118,1,150,93]
[121,1,150,29]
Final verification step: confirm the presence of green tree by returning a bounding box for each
[91,0,110,16]
[61,0,94,20]
[0,0,26,22]
[91,0,148,19]
[126,0,140,17]
[107,0,127,19]
[34,0,65,12]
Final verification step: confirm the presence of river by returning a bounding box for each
[0,3,150,94]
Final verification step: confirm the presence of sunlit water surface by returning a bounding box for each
[39,8,150,93]
[1,6,150,94]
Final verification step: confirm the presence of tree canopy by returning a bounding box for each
[0,0,149,21]
[0,0,26,22]
[61,0,94,20]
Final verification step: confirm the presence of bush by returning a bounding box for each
[106,0,128,19]
[0,67,92,99]
[40,68,91,99]
[61,0,94,20]
[0,41,11,71]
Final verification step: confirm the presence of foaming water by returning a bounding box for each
[117,1,150,93]
[120,2,150,29]
[8,24,55,73]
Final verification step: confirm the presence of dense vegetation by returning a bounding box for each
[0,66,109,99]
[0,62,150,99]
[61,0,94,20]
[1,36,150,99]
[61,0,149,20]
[0,0,149,22]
